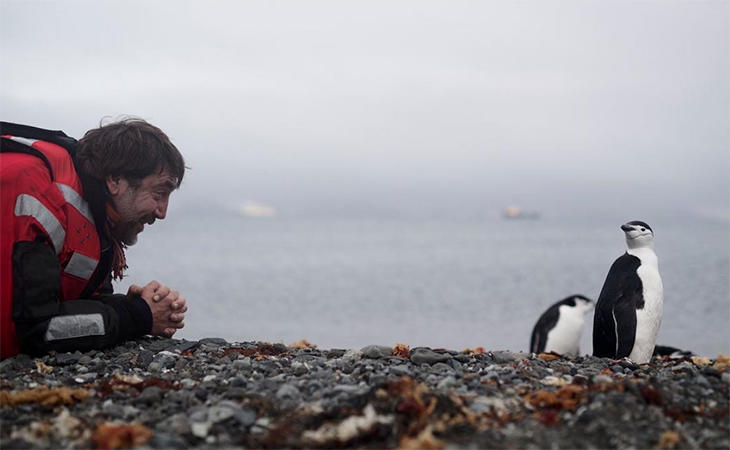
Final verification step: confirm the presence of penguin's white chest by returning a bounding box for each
[544,305,586,356]
[628,249,663,363]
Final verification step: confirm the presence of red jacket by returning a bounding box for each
[1,122,151,358]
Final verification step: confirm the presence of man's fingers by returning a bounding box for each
[152,285,170,302]
[170,313,185,322]
[164,328,176,336]
[172,297,187,311]
[128,284,143,295]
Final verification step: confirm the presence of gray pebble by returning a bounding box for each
[139,386,163,405]
[360,345,392,359]
[437,376,457,390]
[276,383,300,399]
[199,337,228,346]
[390,364,412,376]
[235,407,258,427]
[136,350,154,368]
[410,348,451,365]
[54,352,81,366]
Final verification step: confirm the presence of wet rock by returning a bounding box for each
[410,347,452,365]
[437,376,456,390]
[199,337,228,346]
[276,383,300,400]
[390,364,412,376]
[136,350,154,368]
[432,362,455,374]
[326,349,347,358]
[170,340,200,354]
[53,352,82,366]
[139,386,164,405]
[234,408,257,427]
[360,345,392,359]
[232,358,252,371]
[152,351,178,370]
[208,401,239,423]
[150,433,188,448]
[194,388,208,401]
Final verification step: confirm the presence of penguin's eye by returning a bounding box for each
[641,228,646,231]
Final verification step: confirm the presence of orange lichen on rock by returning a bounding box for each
[461,347,485,355]
[0,386,89,406]
[537,353,560,361]
[290,339,317,349]
[658,431,682,449]
[35,360,53,374]
[392,344,410,358]
[712,355,730,371]
[524,384,586,411]
[398,425,444,449]
[95,373,178,398]
[92,423,152,449]
[389,377,436,420]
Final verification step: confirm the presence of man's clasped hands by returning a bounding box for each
[128,281,188,337]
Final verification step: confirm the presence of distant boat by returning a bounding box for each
[238,201,277,218]
[503,206,540,220]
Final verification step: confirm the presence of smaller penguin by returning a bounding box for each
[593,220,664,364]
[530,295,594,356]
[653,345,693,358]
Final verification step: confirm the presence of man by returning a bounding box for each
[0,119,188,359]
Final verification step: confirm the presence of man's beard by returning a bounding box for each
[111,221,141,246]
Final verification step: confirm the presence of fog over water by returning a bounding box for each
[2,1,728,351]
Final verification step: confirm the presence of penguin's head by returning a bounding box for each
[621,220,654,249]
[571,295,594,314]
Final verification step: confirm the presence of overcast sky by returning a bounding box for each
[2,0,728,220]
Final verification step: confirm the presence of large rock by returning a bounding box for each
[410,347,452,365]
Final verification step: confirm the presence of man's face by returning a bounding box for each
[106,171,178,245]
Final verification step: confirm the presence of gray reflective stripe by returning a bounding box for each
[64,252,98,280]
[55,183,95,224]
[7,136,38,147]
[45,314,105,341]
[14,194,65,254]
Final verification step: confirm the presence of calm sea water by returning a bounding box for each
[115,213,729,356]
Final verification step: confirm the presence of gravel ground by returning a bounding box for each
[1,337,728,449]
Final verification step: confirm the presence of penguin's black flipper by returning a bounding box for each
[529,326,543,354]
[530,302,560,353]
[613,297,638,358]
[593,253,642,358]
[592,303,616,357]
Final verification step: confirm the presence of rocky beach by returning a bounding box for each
[1,337,728,449]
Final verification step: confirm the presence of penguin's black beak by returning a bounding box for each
[621,224,633,232]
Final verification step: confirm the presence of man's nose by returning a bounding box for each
[155,198,169,219]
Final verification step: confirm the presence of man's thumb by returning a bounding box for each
[128,284,143,296]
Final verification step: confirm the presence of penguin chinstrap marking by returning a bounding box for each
[592,221,664,364]
[530,295,594,356]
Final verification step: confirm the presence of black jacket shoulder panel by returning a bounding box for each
[0,121,77,150]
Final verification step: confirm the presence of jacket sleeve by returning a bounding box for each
[11,239,153,356]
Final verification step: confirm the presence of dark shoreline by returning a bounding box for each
[1,337,728,449]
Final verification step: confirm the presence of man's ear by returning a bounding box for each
[106,175,123,195]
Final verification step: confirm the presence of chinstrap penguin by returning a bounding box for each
[530,295,594,356]
[653,345,693,358]
[592,220,663,364]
